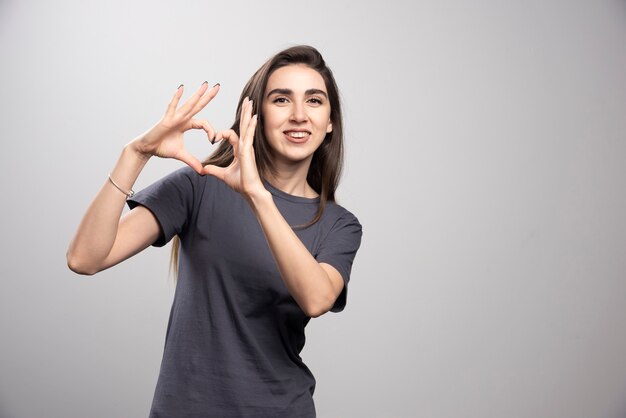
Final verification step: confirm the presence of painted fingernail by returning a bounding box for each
[178,84,184,89]
[213,83,220,88]
[202,81,208,85]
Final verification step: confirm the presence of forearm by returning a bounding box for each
[66,144,150,273]
[247,191,338,317]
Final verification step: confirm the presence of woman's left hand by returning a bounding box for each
[203,97,265,198]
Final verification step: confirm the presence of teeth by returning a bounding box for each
[287,131,309,138]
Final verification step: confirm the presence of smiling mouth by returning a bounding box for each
[285,130,311,137]
[284,130,311,143]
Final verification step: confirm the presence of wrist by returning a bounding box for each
[116,143,152,177]
[124,141,152,163]
[245,188,273,210]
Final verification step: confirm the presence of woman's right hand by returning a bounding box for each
[129,82,220,174]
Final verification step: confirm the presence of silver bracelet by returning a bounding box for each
[108,174,135,198]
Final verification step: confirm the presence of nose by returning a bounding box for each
[290,102,307,123]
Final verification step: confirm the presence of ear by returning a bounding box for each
[326,118,333,134]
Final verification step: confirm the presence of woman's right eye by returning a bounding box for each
[273,97,289,104]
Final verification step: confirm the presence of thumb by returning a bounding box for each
[174,149,204,175]
[202,164,226,181]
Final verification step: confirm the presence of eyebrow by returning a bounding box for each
[266,88,328,99]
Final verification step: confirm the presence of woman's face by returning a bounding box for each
[261,64,333,167]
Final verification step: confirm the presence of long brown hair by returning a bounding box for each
[170,45,344,278]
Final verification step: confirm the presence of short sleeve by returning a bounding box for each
[126,166,201,247]
[316,211,363,312]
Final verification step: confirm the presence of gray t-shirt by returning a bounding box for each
[127,166,362,418]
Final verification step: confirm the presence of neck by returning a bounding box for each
[263,157,318,198]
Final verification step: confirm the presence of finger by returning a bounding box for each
[174,148,204,175]
[241,114,258,148]
[190,83,220,116]
[237,96,248,136]
[165,84,184,117]
[178,81,209,117]
[202,164,226,180]
[189,119,216,143]
[218,129,240,154]
[239,98,252,141]
[219,129,239,147]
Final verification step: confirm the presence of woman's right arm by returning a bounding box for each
[66,145,158,275]
[66,82,220,275]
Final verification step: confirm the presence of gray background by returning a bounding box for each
[1,0,625,417]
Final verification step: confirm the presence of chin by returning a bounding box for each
[269,147,315,165]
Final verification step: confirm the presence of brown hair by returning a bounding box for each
[170,45,344,277]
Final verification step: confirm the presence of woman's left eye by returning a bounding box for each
[308,97,323,104]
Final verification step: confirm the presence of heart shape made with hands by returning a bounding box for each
[158,86,258,188]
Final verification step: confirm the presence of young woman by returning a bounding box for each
[67,45,362,417]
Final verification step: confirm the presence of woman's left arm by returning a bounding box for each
[248,190,344,318]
